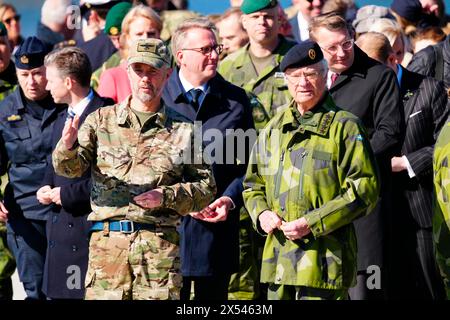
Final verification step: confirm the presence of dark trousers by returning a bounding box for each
[415,228,446,299]
[7,216,47,300]
[181,274,231,301]
[348,269,387,300]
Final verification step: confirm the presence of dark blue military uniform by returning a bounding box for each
[0,37,64,299]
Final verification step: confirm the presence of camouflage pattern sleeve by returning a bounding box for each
[304,117,380,238]
[52,111,98,178]
[433,119,450,299]
[160,128,217,215]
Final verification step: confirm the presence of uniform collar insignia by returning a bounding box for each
[7,114,21,122]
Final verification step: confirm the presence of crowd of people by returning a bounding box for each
[0,0,449,301]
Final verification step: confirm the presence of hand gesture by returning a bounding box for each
[0,201,8,222]
[62,114,80,150]
[36,185,53,205]
[258,210,283,234]
[50,187,61,206]
[134,188,163,209]
[279,217,311,240]
[200,196,233,223]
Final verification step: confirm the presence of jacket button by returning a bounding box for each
[68,223,73,228]
[52,215,58,224]
[72,245,78,252]
[49,240,55,248]
[280,207,285,211]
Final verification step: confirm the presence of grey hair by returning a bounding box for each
[171,18,218,65]
[41,0,72,26]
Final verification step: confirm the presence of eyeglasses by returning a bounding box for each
[320,39,354,55]
[3,14,20,25]
[285,71,321,84]
[181,44,223,56]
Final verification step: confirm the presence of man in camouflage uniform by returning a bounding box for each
[218,0,296,299]
[0,22,16,300]
[52,38,216,300]
[219,0,296,131]
[433,116,450,299]
[242,41,380,300]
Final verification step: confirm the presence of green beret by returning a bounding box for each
[241,0,278,14]
[104,2,132,36]
[0,22,7,37]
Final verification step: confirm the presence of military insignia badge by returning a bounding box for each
[20,55,29,64]
[308,49,316,60]
[7,114,21,122]
[109,26,119,36]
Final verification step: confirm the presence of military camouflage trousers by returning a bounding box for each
[267,284,348,300]
[85,227,182,300]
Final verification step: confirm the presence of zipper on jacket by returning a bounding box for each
[299,150,308,198]
[274,150,285,197]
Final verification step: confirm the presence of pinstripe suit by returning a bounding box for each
[390,66,449,299]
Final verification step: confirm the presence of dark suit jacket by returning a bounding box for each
[42,92,113,299]
[78,33,117,72]
[329,46,404,270]
[289,15,302,43]
[163,69,254,276]
[395,67,449,228]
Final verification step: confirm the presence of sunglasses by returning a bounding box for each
[3,14,20,25]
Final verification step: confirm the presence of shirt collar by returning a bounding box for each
[297,11,310,41]
[69,88,94,116]
[178,70,209,94]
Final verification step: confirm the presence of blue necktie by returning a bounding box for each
[67,108,76,120]
[189,89,203,112]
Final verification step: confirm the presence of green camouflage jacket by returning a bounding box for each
[243,94,380,289]
[218,36,296,130]
[433,117,450,299]
[52,96,216,226]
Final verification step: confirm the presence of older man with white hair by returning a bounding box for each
[36,0,75,47]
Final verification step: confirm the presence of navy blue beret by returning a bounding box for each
[14,36,51,70]
[280,40,324,72]
[391,0,422,22]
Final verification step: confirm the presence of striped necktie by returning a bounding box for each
[67,108,76,120]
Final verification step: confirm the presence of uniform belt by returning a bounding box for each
[90,220,156,234]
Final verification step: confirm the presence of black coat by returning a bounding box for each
[329,46,404,270]
[407,34,450,89]
[78,33,117,72]
[163,69,254,276]
[41,92,112,299]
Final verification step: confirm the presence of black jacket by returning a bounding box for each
[0,90,64,221]
[394,67,450,228]
[163,69,254,276]
[41,92,112,299]
[329,46,404,269]
[407,34,450,88]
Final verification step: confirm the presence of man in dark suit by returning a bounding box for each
[309,12,404,299]
[163,18,254,300]
[357,31,449,300]
[37,47,112,299]
[289,0,325,43]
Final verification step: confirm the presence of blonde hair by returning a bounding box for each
[356,32,393,63]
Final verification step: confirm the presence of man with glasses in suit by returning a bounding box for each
[163,18,254,300]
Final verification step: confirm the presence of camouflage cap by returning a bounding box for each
[104,1,132,36]
[241,0,278,14]
[127,38,170,69]
[0,22,7,37]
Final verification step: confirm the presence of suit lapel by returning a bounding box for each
[400,69,421,123]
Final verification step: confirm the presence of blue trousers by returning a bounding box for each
[7,216,47,300]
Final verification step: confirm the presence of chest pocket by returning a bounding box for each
[2,125,32,164]
[311,149,336,186]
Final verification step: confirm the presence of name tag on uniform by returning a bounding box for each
[274,72,285,78]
